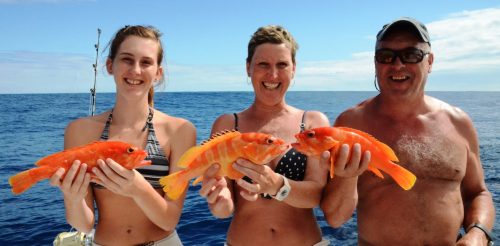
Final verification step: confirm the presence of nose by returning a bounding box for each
[131,62,142,74]
[392,56,405,69]
[268,66,278,79]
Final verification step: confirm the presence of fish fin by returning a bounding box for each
[337,127,399,161]
[192,176,203,185]
[159,171,189,200]
[9,166,52,195]
[368,166,384,179]
[201,130,240,146]
[329,145,340,179]
[382,161,417,190]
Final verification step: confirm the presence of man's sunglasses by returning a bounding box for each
[375,48,430,64]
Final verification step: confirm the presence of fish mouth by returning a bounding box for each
[137,160,152,168]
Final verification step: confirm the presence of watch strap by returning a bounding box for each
[467,223,494,244]
[271,175,290,201]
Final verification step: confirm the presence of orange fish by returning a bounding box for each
[9,141,151,195]
[159,130,288,200]
[291,127,416,190]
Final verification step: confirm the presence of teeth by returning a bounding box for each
[392,75,407,81]
[125,79,142,85]
[263,82,279,89]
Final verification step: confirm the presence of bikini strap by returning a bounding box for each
[300,111,307,132]
[233,113,239,131]
[100,109,114,140]
[142,107,154,132]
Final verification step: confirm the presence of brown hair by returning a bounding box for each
[247,25,299,64]
[106,25,165,106]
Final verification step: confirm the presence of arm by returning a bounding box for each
[93,119,196,231]
[49,119,96,233]
[456,112,495,245]
[199,114,236,218]
[320,113,370,228]
[233,111,330,208]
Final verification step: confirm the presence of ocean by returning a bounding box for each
[0,91,498,245]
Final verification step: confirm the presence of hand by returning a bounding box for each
[199,164,233,214]
[91,158,147,197]
[232,158,283,201]
[456,228,489,246]
[49,160,91,201]
[321,143,371,178]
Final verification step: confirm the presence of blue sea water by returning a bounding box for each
[0,91,498,245]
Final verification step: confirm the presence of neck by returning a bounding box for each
[374,93,429,120]
[248,100,290,118]
[112,97,150,126]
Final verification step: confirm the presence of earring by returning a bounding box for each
[374,75,380,92]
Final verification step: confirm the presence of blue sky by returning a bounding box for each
[1,0,499,93]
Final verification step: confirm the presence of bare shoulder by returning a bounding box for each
[304,110,330,128]
[65,111,109,148]
[335,98,373,127]
[211,113,237,134]
[153,109,196,137]
[427,96,477,139]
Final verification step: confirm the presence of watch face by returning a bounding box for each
[280,190,288,196]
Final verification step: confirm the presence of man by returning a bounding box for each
[320,17,495,245]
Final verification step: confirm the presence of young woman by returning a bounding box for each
[50,25,195,246]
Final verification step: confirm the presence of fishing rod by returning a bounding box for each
[89,28,101,116]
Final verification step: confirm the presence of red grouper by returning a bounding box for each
[159,130,289,200]
[292,126,416,190]
[9,141,151,194]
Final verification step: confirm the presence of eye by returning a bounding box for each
[127,147,135,153]
[266,138,274,144]
[307,131,315,138]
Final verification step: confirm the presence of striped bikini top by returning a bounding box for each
[96,107,169,189]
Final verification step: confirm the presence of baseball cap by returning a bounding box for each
[376,17,430,45]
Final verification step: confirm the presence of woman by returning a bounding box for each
[49,25,196,245]
[199,25,330,246]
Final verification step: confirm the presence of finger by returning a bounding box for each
[232,162,264,183]
[105,158,129,178]
[70,164,88,193]
[239,190,258,201]
[235,158,265,172]
[199,177,218,197]
[320,151,331,170]
[49,168,66,186]
[77,173,91,196]
[92,162,120,190]
[345,143,362,170]
[203,164,220,179]
[98,159,123,182]
[334,144,350,171]
[359,150,371,173]
[236,178,260,193]
[61,160,81,188]
[206,184,224,204]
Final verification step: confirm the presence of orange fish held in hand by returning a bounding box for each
[159,130,289,200]
[9,141,151,194]
[292,127,416,190]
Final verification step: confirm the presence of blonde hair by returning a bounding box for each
[247,25,299,64]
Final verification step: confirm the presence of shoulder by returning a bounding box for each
[153,109,196,137]
[64,111,109,148]
[304,110,330,128]
[334,98,372,127]
[212,113,238,133]
[427,96,477,142]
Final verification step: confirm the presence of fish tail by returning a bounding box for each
[9,166,51,195]
[381,161,417,190]
[159,171,189,200]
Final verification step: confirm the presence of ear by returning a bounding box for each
[156,65,164,82]
[106,58,113,74]
[427,52,434,74]
[246,62,251,77]
[291,62,296,78]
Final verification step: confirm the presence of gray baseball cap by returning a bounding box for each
[376,17,430,45]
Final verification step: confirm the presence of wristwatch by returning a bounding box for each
[467,223,495,246]
[271,175,291,201]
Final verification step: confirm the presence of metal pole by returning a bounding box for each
[89,28,101,116]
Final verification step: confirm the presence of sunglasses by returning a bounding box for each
[375,48,430,64]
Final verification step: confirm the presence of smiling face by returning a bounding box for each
[247,43,296,106]
[106,35,163,102]
[375,31,433,99]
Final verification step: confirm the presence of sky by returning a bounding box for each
[1,0,499,93]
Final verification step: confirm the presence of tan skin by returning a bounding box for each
[199,43,331,246]
[321,31,495,245]
[49,36,196,245]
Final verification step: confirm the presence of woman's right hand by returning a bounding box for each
[199,163,233,218]
[49,160,91,202]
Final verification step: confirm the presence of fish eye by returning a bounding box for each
[266,138,274,144]
[307,131,315,138]
[127,147,135,153]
